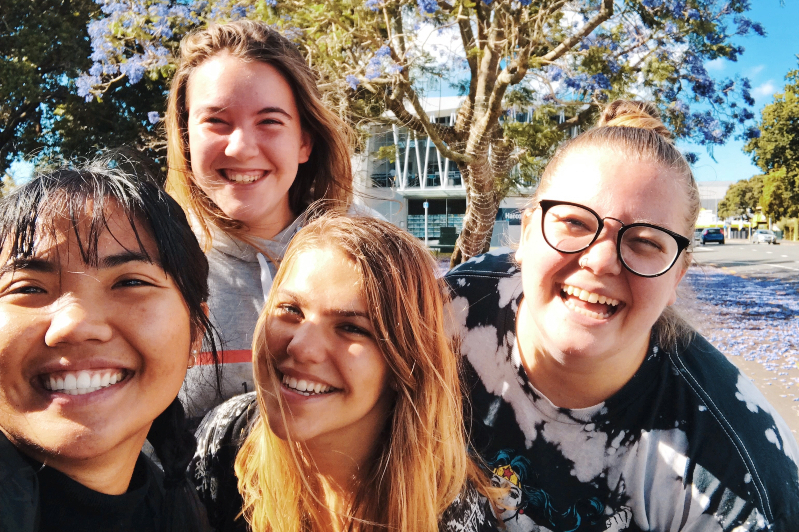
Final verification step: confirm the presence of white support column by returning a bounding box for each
[391,125,402,190]
[402,130,412,188]
[423,134,431,189]
[414,131,425,189]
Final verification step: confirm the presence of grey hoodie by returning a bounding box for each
[180,218,303,419]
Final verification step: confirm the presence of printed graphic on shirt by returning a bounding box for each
[446,250,799,532]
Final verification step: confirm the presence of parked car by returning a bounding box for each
[700,228,725,245]
[752,229,777,244]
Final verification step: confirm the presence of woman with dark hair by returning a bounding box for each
[164,20,374,420]
[447,101,799,531]
[0,160,216,532]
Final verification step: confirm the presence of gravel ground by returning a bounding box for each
[679,266,799,443]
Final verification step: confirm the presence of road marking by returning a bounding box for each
[782,255,789,258]
[767,264,799,272]
[767,251,773,254]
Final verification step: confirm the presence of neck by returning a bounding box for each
[516,299,649,409]
[244,207,296,241]
[10,428,148,495]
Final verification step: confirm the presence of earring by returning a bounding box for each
[188,349,198,369]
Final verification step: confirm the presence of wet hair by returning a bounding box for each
[235,212,494,531]
[165,20,354,248]
[0,157,217,532]
[529,100,699,350]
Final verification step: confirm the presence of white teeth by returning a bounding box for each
[44,370,125,395]
[563,298,610,320]
[281,373,333,395]
[226,172,263,183]
[76,372,91,389]
[561,285,620,307]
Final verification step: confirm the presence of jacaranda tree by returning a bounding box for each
[81,0,763,264]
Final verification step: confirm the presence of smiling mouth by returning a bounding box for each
[280,372,338,397]
[41,369,128,396]
[222,170,268,184]
[560,284,623,320]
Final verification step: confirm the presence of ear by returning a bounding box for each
[298,129,313,164]
[666,266,688,306]
[514,209,535,264]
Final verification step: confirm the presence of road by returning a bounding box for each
[692,238,799,282]
[680,239,799,443]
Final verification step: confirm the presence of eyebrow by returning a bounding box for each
[100,251,161,269]
[277,289,369,318]
[0,251,160,276]
[199,105,293,119]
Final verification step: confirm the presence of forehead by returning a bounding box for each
[186,52,297,111]
[2,202,156,267]
[544,147,688,227]
[281,248,363,295]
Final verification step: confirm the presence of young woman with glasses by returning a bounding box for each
[446,100,799,531]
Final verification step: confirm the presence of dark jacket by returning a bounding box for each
[0,432,210,532]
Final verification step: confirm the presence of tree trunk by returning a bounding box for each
[450,157,503,268]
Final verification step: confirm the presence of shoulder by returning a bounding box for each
[439,481,499,532]
[446,249,520,283]
[194,392,259,464]
[0,433,38,532]
[669,334,799,527]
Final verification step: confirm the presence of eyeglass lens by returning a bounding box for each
[542,203,680,276]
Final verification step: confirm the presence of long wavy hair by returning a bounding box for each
[529,100,700,350]
[165,20,354,248]
[235,212,490,531]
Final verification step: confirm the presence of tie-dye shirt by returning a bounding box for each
[446,250,799,532]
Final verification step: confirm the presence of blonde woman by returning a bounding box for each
[165,20,360,419]
[447,101,799,531]
[191,213,498,532]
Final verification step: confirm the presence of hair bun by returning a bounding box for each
[597,100,672,140]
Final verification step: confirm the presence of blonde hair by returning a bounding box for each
[235,212,491,531]
[531,100,699,349]
[165,21,354,247]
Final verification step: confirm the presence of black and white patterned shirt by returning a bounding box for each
[445,250,799,532]
[190,393,500,532]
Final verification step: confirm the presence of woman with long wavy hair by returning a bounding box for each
[165,20,365,421]
[191,212,498,532]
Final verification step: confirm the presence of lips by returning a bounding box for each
[560,284,624,320]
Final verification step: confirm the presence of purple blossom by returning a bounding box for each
[120,56,146,84]
[417,0,437,15]
[148,111,161,124]
[386,64,403,75]
[76,74,100,101]
[365,0,382,11]
[346,75,360,90]
[743,126,761,140]
[684,152,698,164]
[374,45,392,59]
[686,8,700,20]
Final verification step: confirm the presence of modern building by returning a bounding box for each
[353,97,572,247]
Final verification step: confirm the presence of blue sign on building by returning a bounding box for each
[496,208,523,225]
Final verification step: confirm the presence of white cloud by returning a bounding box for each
[705,58,726,71]
[748,64,766,77]
[753,80,777,100]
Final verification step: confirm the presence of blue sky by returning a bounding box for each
[681,1,799,182]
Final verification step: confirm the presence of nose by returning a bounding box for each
[224,127,259,160]
[579,225,623,276]
[285,320,328,365]
[45,300,114,347]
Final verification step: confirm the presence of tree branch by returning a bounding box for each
[541,0,613,62]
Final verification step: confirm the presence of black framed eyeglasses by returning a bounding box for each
[538,199,691,278]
